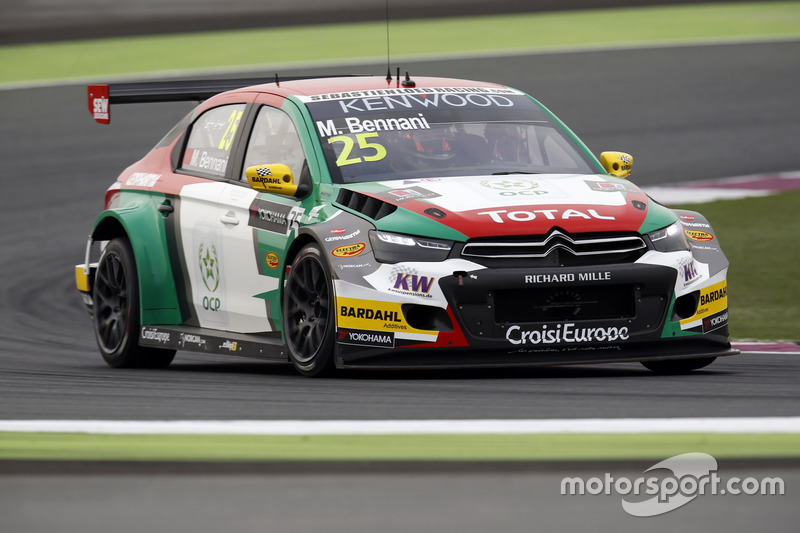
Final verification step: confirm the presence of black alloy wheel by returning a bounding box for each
[92,237,175,368]
[283,244,336,377]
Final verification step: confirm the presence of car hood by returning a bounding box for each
[339,174,658,239]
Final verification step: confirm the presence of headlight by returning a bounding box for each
[648,221,691,252]
[369,230,453,263]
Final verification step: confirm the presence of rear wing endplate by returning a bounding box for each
[87,77,275,124]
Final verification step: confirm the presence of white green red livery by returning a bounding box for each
[76,75,736,376]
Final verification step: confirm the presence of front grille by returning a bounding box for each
[494,285,636,322]
[461,230,647,266]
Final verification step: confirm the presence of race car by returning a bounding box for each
[76,74,737,376]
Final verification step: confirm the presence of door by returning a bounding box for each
[215,101,311,334]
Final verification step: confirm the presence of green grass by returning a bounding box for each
[1,432,798,461]
[675,190,800,341]
[1,2,799,84]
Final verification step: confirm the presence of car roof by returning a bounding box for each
[234,75,508,98]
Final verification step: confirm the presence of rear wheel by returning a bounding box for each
[283,244,335,377]
[92,237,176,368]
[641,357,716,374]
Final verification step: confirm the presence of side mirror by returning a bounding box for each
[246,164,307,197]
[599,151,633,178]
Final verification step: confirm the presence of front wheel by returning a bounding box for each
[92,237,176,368]
[283,244,336,377]
[641,356,716,374]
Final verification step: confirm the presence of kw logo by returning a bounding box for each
[683,261,699,283]
[393,274,435,294]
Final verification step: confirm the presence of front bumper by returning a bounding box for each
[442,263,675,347]
[336,261,733,368]
[75,236,101,313]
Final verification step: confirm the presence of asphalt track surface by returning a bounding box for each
[2,464,796,533]
[1,42,799,532]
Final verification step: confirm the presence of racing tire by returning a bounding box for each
[641,356,716,374]
[92,237,176,369]
[283,244,336,377]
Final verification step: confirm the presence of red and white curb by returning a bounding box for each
[642,171,800,205]
[733,342,800,355]
[0,418,799,435]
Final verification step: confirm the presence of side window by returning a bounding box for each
[241,106,306,180]
[540,130,583,169]
[180,104,245,178]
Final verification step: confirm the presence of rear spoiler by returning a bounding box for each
[87,75,366,124]
[87,77,275,125]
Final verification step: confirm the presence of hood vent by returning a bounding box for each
[336,189,397,220]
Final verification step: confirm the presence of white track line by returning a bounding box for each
[1,418,799,435]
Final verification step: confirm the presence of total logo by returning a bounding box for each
[477,208,615,223]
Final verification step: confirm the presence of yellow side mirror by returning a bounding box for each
[599,152,633,178]
[246,164,299,196]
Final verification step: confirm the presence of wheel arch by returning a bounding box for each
[279,231,329,318]
[92,215,126,242]
[671,207,730,277]
[283,231,322,276]
[91,205,183,325]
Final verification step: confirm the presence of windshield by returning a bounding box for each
[302,87,596,183]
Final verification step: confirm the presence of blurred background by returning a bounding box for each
[1,0,757,44]
[1,3,798,532]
